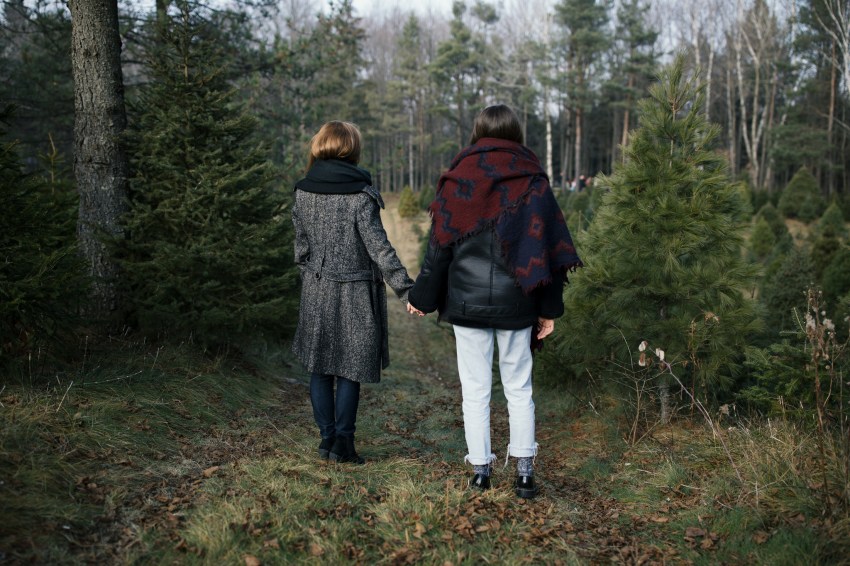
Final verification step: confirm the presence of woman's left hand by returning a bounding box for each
[537,317,554,339]
[407,303,425,317]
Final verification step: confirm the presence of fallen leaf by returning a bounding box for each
[244,554,260,566]
[650,516,669,523]
[309,543,324,556]
[753,531,770,544]
[413,522,427,538]
[263,538,280,549]
[684,527,706,538]
[202,466,220,478]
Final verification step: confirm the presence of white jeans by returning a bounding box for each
[453,325,538,466]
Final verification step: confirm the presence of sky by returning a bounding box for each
[349,0,456,17]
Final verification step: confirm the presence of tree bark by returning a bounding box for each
[69,0,129,321]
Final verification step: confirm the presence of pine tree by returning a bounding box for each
[556,56,759,395]
[0,107,84,365]
[749,216,776,261]
[816,201,847,239]
[755,202,789,240]
[777,167,825,222]
[822,246,850,306]
[119,3,298,345]
[760,246,815,336]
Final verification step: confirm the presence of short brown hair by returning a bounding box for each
[307,121,362,169]
[469,104,524,145]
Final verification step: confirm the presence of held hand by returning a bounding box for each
[537,317,554,340]
[407,303,425,317]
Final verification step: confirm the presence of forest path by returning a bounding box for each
[20,195,705,565]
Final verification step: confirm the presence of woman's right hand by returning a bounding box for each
[407,303,425,317]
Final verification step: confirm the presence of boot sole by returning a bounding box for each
[329,452,365,465]
[515,486,539,499]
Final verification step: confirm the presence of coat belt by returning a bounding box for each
[301,262,375,282]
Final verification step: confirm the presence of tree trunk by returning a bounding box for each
[574,106,583,180]
[828,40,837,197]
[69,0,129,321]
[545,93,553,183]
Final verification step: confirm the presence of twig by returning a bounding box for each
[56,380,73,413]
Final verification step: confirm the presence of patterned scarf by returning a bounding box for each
[430,137,582,292]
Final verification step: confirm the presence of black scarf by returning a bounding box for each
[294,159,372,194]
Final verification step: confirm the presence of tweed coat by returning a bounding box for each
[291,187,413,383]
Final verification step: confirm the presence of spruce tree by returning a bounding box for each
[0,107,84,365]
[119,3,298,345]
[556,56,759,394]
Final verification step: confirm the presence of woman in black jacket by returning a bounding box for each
[408,105,582,498]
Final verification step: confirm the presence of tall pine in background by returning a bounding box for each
[119,2,298,346]
[555,55,759,396]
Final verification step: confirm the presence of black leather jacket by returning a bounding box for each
[409,229,564,329]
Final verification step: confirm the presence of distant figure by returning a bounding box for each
[408,105,583,498]
[577,174,587,191]
[292,121,414,465]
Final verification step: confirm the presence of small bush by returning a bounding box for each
[398,186,420,218]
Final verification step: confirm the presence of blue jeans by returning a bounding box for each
[310,373,361,439]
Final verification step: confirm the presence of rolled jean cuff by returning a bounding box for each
[506,442,539,459]
[464,453,496,466]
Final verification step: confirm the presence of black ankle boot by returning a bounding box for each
[515,475,539,499]
[469,473,491,491]
[329,436,365,465]
[318,437,335,460]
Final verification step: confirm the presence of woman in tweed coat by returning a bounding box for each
[292,121,414,464]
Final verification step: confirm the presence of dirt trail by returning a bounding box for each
[379,192,430,276]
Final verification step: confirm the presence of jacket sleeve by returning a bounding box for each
[292,196,309,267]
[355,195,414,301]
[535,270,565,319]
[408,230,452,314]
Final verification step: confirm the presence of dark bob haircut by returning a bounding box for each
[469,104,524,146]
